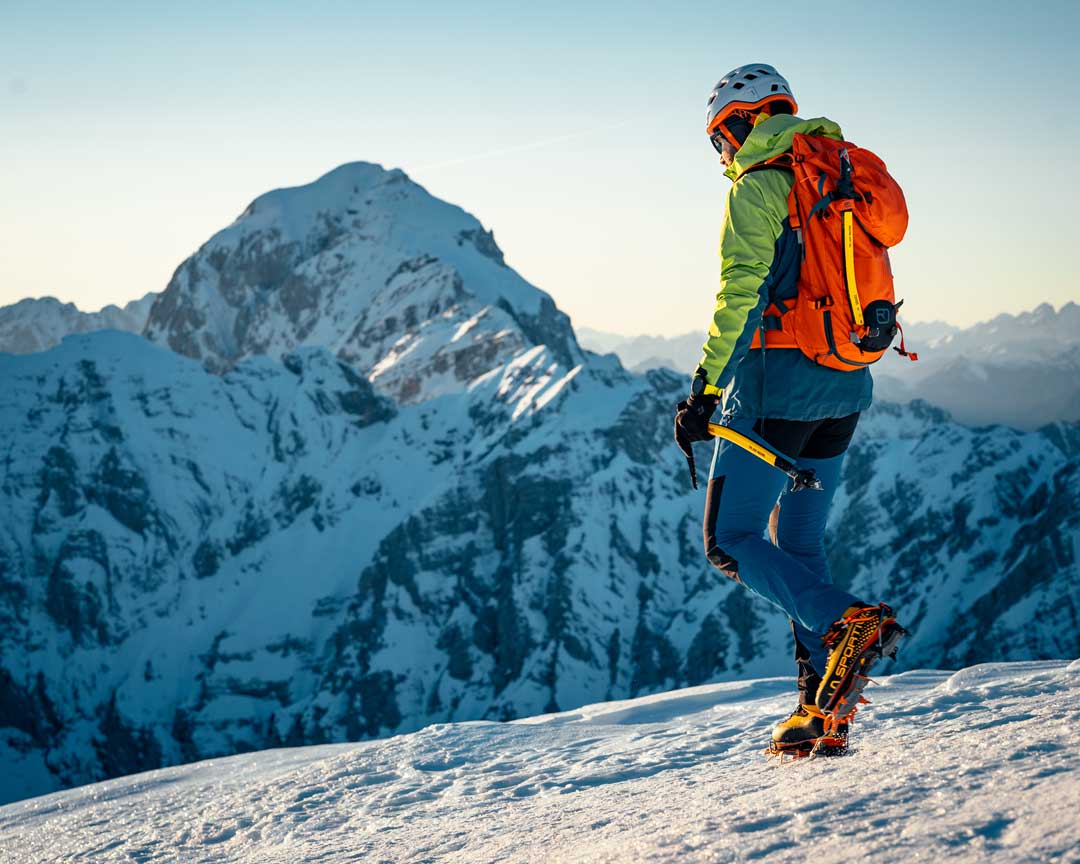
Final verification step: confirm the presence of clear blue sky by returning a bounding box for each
[2,0,1078,335]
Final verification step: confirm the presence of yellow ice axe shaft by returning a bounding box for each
[706,423,823,492]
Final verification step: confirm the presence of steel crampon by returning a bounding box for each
[766,702,857,764]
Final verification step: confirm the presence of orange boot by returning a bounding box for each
[816,603,906,719]
[768,702,849,759]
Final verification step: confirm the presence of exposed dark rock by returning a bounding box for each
[276,475,322,528]
[456,228,506,266]
[45,531,111,646]
[334,363,396,426]
[192,540,222,580]
[93,693,163,782]
[87,448,153,536]
[438,624,474,681]
[684,612,731,685]
[227,505,272,556]
[0,669,61,745]
[496,297,580,371]
[36,446,82,520]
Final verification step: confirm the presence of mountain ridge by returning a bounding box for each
[0,293,156,355]
[0,163,1076,808]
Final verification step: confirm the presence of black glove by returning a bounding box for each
[673,392,719,444]
[673,369,720,489]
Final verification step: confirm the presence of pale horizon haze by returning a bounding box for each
[3,0,1078,337]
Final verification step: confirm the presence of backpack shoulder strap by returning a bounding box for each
[734,152,795,183]
[735,151,801,228]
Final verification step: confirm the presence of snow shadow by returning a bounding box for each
[581,678,793,726]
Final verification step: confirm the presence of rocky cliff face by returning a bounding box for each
[1,163,1077,806]
[0,328,743,805]
[830,402,1080,668]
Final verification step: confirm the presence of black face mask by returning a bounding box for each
[722,115,754,147]
[708,114,756,154]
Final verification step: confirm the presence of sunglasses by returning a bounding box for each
[709,128,732,155]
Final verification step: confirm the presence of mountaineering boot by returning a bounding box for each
[767,624,849,759]
[816,603,906,719]
[769,704,849,758]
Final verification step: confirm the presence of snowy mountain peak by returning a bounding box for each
[145,162,580,401]
[227,163,451,253]
[238,161,401,224]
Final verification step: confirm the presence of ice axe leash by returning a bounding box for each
[675,423,823,492]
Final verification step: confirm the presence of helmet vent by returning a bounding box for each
[706,65,797,133]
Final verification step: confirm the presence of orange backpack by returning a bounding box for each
[747,134,917,369]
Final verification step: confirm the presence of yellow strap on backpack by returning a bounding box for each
[842,209,864,327]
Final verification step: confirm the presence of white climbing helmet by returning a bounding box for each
[706,63,798,144]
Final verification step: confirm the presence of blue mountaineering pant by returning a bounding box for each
[703,414,864,680]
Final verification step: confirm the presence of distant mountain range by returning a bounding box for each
[7,268,1076,432]
[0,294,157,355]
[0,163,1076,808]
[577,302,1080,430]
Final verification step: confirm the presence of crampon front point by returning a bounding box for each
[766,735,849,763]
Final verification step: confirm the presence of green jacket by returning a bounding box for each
[696,113,873,422]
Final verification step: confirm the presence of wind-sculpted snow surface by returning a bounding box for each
[2,661,1077,863]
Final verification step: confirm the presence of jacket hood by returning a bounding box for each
[725,114,844,181]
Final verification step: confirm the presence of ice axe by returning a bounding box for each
[675,422,823,492]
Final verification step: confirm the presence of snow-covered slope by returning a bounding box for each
[2,660,1076,863]
[0,293,156,354]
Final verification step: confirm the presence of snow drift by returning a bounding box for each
[1,660,1076,863]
